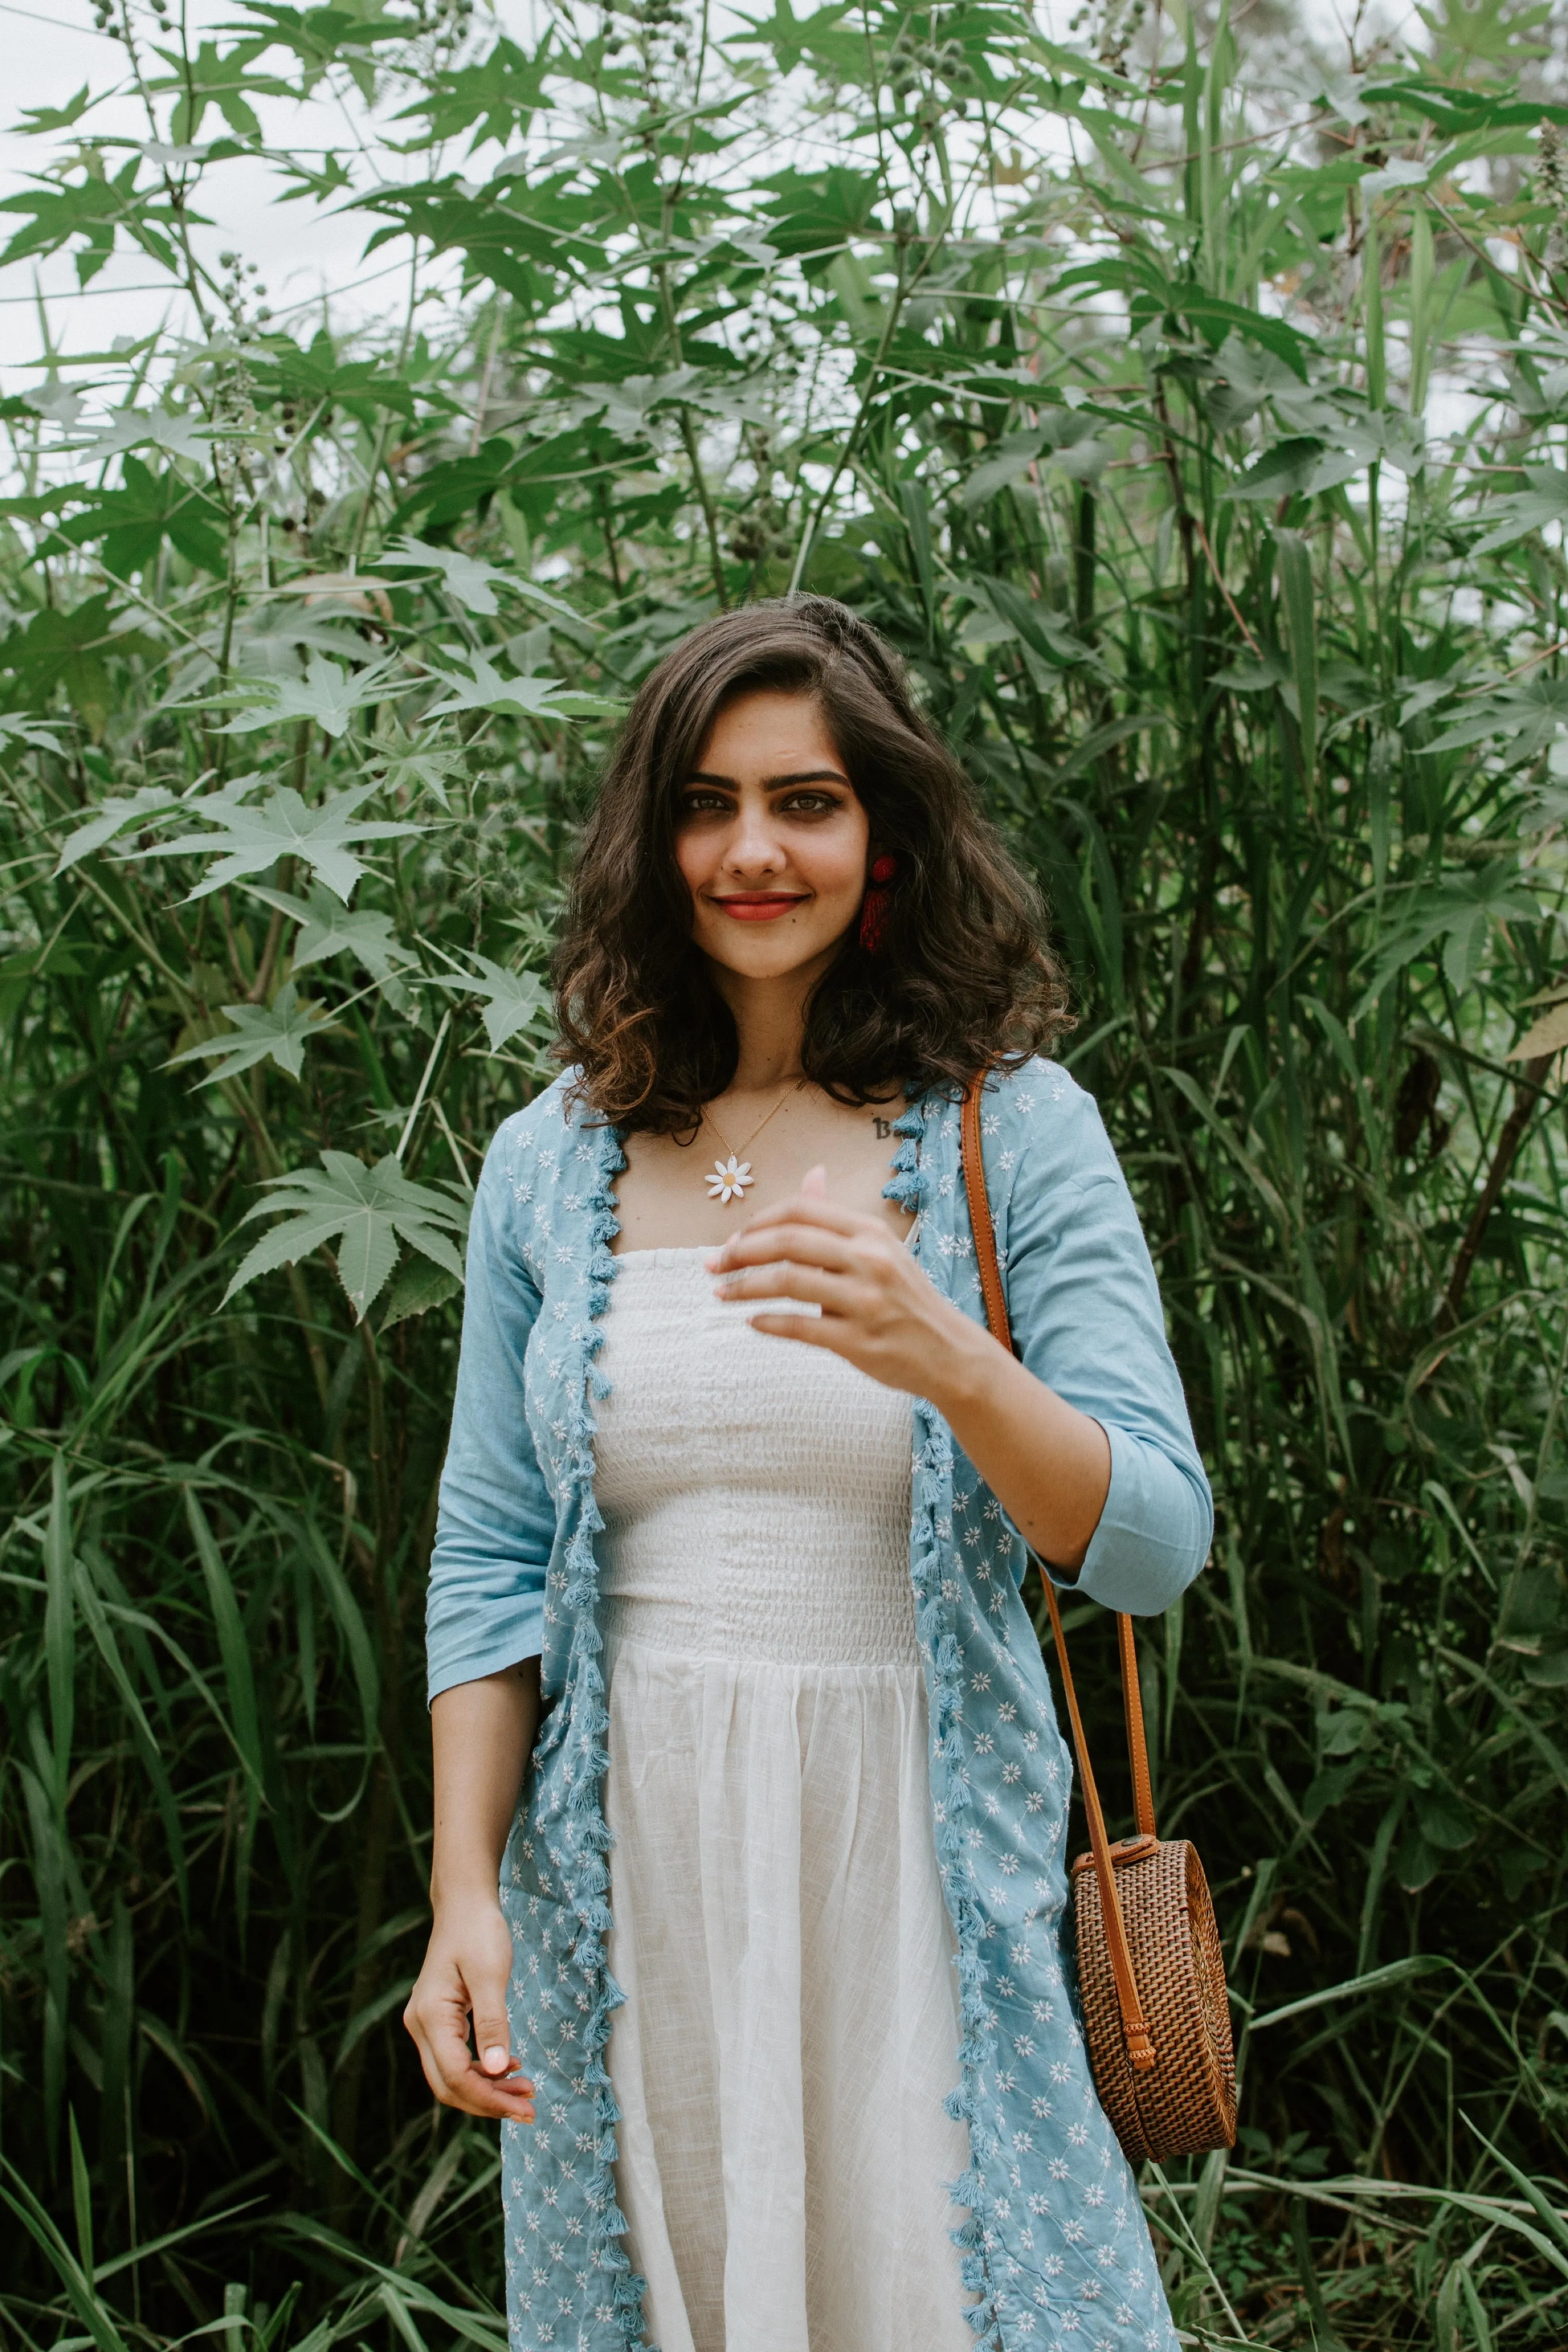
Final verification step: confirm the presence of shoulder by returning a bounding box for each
[483,1072,579,1175]
[475,1074,605,1248]
[469,1074,620,1291]
[981,1057,1118,1195]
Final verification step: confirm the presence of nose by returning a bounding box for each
[723,802,786,875]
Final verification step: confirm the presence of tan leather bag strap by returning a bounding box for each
[960,1075,1156,2070]
[1118,1611,1157,1841]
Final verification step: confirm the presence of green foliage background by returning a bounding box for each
[3,0,1568,2343]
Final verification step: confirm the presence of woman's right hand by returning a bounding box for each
[404,1894,536,2122]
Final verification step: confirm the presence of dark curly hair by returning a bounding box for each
[553,597,1071,1132]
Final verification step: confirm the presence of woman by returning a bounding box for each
[404,597,1212,2352]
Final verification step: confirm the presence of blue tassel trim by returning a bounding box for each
[529,1114,658,2352]
[898,1086,1012,2344]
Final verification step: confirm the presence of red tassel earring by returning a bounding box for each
[858,853,898,952]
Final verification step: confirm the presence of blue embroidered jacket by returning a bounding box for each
[428,1059,1213,2352]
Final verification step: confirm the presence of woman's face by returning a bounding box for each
[675,690,872,985]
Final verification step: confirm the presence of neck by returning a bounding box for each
[706,948,834,1092]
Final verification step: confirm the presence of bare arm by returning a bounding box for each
[403,1657,541,2121]
[920,1324,1105,1569]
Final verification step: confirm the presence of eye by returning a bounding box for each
[778,790,843,816]
[679,787,734,817]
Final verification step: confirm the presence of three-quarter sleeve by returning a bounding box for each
[1000,1089,1213,1614]
[425,1137,557,1703]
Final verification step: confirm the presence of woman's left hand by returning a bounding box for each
[707,1165,988,1408]
[715,1166,1111,1570]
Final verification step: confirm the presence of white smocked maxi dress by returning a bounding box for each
[590,1243,974,2352]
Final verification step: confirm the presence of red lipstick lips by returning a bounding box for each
[710,893,807,921]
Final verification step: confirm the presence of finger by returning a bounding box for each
[437,2060,537,2122]
[409,1982,534,2112]
[469,1975,516,2081]
[713,1222,864,1276]
[721,1192,872,1248]
[406,1997,534,2118]
[747,1311,856,1354]
[718,1262,858,1313]
[802,1162,828,1198]
[457,2082,536,2121]
[435,2032,536,2118]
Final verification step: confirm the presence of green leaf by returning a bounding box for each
[71,1557,185,1903]
[166,981,332,1084]
[183,1490,265,1809]
[1275,527,1318,780]
[225,1151,470,1320]
[43,1457,74,1818]
[0,2161,133,2352]
[146,37,292,142]
[1227,435,1326,501]
[0,155,177,286]
[972,575,1095,671]
[243,882,414,983]
[570,368,710,440]
[1422,672,1568,760]
[0,481,91,525]
[297,1514,379,1758]
[420,652,614,723]
[1354,862,1543,1014]
[1250,1953,1451,2029]
[379,1255,461,1331]
[1393,1829,1442,1891]
[366,739,466,808]
[424,951,548,1051]
[13,85,92,136]
[1469,464,1568,553]
[755,165,884,273]
[962,430,1047,509]
[207,654,416,737]
[76,406,216,462]
[144,778,421,903]
[730,0,854,75]
[232,2,415,85]
[0,592,157,738]
[1212,652,1290,693]
[250,327,429,426]
[0,712,69,754]
[1304,1758,1366,1819]
[380,535,578,620]
[53,782,186,875]
[1415,1795,1476,1850]
[54,454,227,577]
[1415,0,1550,78]
[390,36,551,150]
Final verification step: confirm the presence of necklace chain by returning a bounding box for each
[702,1075,806,1164]
[699,1076,806,1201]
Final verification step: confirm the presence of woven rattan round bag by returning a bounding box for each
[962,1079,1237,2166]
[1069,1818,1235,2160]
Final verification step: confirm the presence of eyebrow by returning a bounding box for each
[682,767,851,789]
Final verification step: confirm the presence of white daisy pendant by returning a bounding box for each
[706,1155,755,1204]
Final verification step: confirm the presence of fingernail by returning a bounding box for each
[482,2044,509,2073]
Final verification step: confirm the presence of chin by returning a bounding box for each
[699,927,851,981]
